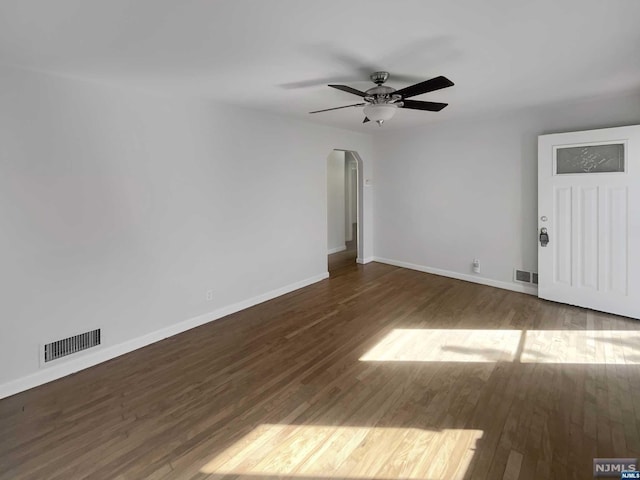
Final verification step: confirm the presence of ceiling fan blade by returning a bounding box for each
[309,103,365,114]
[401,100,448,112]
[363,117,370,123]
[278,75,363,90]
[328,84,367,97]
[394,76,454,99]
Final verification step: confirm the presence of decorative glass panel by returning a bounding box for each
[556,144,624,174]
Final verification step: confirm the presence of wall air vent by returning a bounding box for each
[515,269,531,283]
[514,269,538,285]
[43,329,101,363]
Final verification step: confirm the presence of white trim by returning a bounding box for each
[328,245,347,254]
[0,272,329,400]
[356,256,374,264]
[373,257,538,296]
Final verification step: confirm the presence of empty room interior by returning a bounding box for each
[2,1,640,479]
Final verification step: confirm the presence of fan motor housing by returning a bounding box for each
[365,85,402,105]
[366,85,395,95]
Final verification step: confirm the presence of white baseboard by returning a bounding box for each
[373,257,538,296]
[356,256,374,264]
[328,245,347,254]
[0,272,329,400]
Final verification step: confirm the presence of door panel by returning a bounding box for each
[538,126,640,319]
[608,186,628,295]
[553,186,572,285]
[580,186,598,290]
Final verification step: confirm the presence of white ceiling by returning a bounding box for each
[1,0,640,131]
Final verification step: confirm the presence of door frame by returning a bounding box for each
[328,149,365,263]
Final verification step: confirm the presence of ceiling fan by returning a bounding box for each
[309,71,454,126]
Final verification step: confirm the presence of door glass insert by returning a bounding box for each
[556,143,625,174]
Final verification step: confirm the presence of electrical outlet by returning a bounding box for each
[472,259,480,274]
[206,290,214,301]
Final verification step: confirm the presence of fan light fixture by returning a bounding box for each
[363,103,397,126]
[309,72,454,126]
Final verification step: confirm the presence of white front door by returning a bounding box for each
[538,125,640,319]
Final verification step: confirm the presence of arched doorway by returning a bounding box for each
[326,149,365,272]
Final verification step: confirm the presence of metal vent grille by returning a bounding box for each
[44,329,101,363]
[532,273,539,285]
[515,269,532,283]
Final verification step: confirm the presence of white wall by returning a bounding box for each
[373,92,640,292]
[0,65,374,395]
[326,151,346,253]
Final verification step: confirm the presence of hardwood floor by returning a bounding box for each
[327,247,356,274]
[2,260,640,479]
[328,223,357,273]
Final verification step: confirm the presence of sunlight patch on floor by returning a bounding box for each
[520,329,640,364]
[360,328,522,363]
[200,424,483,479]
[360,328,640,365]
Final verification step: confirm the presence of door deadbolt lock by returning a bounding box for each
[539,227,549,247]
